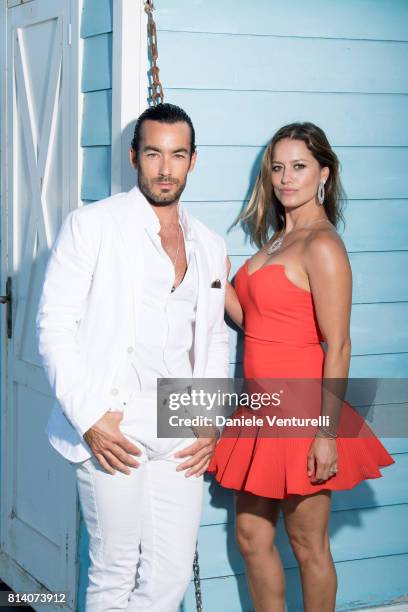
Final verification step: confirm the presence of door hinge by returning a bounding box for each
[0,277,13,340]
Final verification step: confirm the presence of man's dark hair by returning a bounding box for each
[131,103,196,158]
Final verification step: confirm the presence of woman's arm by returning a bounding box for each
[225,257,244,329]
[304,230,352,482]
[306,231,352,380]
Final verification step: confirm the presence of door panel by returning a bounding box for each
[1,1,79,608]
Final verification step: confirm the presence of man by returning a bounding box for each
[36,103,229,611]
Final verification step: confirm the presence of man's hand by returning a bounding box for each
[174,436,218,478]
[84,411,142,475]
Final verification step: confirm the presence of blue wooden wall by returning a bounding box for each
[81,0,112,201]
[80,1,408,610]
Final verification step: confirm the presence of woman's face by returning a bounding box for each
[271,138,329,210]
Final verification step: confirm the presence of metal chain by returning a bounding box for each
[144,0,164,105]
[193,543,203,612]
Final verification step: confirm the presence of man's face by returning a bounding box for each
[130,120,197,206]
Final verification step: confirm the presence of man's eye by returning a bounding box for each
[147,153,158,158]
[175,154,186,159]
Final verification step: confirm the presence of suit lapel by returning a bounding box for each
[107,187,151,334]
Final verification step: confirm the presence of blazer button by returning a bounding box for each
[127,346,134,353]
[111,388,119,396]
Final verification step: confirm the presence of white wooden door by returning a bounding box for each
[0,1,80,609]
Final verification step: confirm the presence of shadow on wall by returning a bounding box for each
[112,121,145,194]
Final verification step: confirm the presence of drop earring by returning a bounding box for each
[317,181,325,205]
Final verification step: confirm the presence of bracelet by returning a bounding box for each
[315,426,338,439]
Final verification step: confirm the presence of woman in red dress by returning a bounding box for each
[207,122,394,612]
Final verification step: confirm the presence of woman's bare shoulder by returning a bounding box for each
[304,224,350,272]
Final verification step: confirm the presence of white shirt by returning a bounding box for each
[108,204,198,409]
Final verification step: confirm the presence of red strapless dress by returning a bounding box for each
[207,261,395,498]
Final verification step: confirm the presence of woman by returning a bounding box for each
[207,122,394,612]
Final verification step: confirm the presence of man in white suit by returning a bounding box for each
[36,103,229,611]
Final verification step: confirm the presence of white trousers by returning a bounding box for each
[74,392,203,612]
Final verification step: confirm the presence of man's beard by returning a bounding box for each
[138,171,187,207]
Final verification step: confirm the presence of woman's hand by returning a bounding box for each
[174,435,218,478]
[307,437,338,483]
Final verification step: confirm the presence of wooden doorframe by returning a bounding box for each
[0,0,9,554]
[0,1,83,608]
[0,1,11,560]
[111,0,148,195]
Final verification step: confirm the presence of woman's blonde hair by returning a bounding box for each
[239,122,346,248]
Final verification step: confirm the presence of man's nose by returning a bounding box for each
[158,156,171,176]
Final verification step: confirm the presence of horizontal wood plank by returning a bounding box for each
[160,32,408,94]
[182,553,408,612]
[81,147,111,201]
[183,146,408,202]
[195,504,408,578]
[202,452,408,526]
[183,200,408,254]
[157,0,408,41]
[81,0,112,38]
[227,302,408,361]
[230,353,408,379]
[81,90,112,146]
[226,252,408,303]
[351,303,408,354]
[166,89,408,147]
[349,353,408,378]
[82,33,112,93]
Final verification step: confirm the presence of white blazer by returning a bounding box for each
[36,186,230,462]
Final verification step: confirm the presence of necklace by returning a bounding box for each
[170,224,181,293]
[266,218,331,255]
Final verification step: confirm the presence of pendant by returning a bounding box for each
[266,235,284,255]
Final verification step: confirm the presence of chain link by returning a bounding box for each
[193,543,203,612]
[144,0,164,105]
